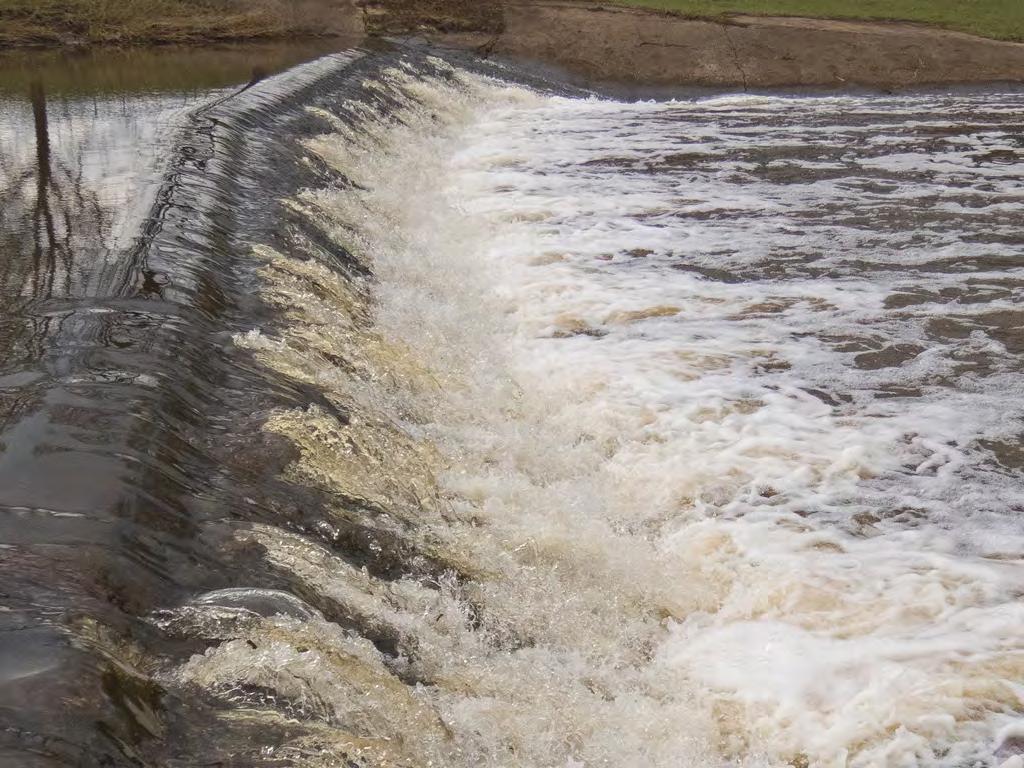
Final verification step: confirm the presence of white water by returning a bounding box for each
[204,63,1024,767]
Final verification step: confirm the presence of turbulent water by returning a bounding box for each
[3,50,1024,768]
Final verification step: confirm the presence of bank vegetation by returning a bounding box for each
[0,0,354,47]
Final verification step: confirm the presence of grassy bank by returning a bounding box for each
[613,0,1024,41]
[0,0,351,47]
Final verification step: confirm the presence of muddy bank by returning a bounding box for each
[7,0,1024,89]
[0,0,362,48]
[367,0,1024,89]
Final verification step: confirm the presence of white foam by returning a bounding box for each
[237,68,1024,766]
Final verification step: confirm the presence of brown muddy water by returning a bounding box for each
[1,42,1024,768]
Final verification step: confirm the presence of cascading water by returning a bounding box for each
[194,61,1024,766]
[3,47,1024,768]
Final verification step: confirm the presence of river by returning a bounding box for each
[1,45,1023,768]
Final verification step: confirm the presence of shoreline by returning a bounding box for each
[390,1,1024,90]
[0,30,343,50]
[4,0,1024,89]
[0,0,361,49]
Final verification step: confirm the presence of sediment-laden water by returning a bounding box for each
[2,48,1024,768]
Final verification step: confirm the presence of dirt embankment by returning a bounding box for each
[364,0,1024,89]
[5,0,1024,89]
[0,0,362,48]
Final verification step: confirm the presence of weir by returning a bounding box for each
[1,46,1024,768]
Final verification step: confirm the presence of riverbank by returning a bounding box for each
[0,0,360,47]
[614,0,1024,43]
[363,0,1024,90]
[4,0,1024,90]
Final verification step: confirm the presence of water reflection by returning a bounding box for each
[4,88,186,299]
[0,41,348,302]
[0,40,346,97]
[2,80,102,299]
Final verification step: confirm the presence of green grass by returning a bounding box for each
[0,0,343,47]
[610,0,1024,42]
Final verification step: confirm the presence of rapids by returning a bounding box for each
[228,64,1024,766]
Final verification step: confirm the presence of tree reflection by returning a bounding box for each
[0,80,109,300]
